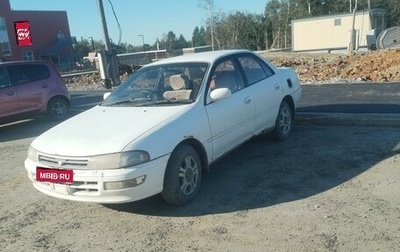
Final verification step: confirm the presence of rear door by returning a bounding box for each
[9,64,51,113]
[237,54,283,131]
[0,66,19,118]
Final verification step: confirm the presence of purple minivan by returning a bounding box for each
[0,61,70,124]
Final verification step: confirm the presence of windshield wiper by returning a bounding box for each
[152,99,193,105]
[105,97,152,106]
[130,99,193,107]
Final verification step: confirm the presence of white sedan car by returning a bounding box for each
[25,50,302,205]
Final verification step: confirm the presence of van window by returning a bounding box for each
[9,64,50,85]
[0,66,10,88]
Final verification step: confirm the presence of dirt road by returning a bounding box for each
[1,118,399,252]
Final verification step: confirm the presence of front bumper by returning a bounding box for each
[24,155,169,204]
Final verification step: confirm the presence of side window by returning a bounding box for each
[0,66,10,88]
[238,55,274,85]
[208,59,244,94]
[9,64,50,85]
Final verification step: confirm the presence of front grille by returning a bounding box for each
[38,154,88,169]
[70,181,99,193]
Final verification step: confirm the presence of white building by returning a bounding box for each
[291,9,387,52]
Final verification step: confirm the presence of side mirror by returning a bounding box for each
[103,92,111,100]
[210,88,231,101]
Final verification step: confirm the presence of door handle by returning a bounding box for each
[6,91,15,96]
[274,83,280,91]
[244,97,252,105]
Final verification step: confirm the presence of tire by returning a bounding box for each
[162,144,202,205]
[47,97,69,121]
[272,100,293,141]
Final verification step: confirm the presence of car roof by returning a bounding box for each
[0,60,52,66]
[147,49,254,66]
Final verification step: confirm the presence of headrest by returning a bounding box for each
[170,74,188,90]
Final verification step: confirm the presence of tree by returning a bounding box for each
[199,0,216,50]
[72,38,93,62]
[264,0,287,49]
[161,32,189,51]
[81,0,400,56]
[176,34,189,49]
[126,44,135,53]
[252,14,269,51]
[192,26,207,47]
[370,0,400,27]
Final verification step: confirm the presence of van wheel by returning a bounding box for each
[162,144,202,205]
[272,100,293,141]
[47,97,69,120]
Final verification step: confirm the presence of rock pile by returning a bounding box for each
[265,49,400,84]
[65,49,400,90]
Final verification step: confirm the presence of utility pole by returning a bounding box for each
[96,0,119,88]
[138,34,145,51]
[367,0,372,30]
[349,0,358,53]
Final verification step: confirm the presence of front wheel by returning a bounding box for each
[162,144,202,205]
[272,100,293,141]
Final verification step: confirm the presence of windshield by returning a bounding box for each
[102,63,208,107]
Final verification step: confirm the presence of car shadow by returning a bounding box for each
[105,125,400,216]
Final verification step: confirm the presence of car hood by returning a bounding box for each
[31,105,188,156]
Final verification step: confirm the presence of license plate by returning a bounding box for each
[36,167,73,184]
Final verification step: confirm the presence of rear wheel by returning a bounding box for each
[47,97,69,121]
[272,100,293,141]
[162,144,202,205]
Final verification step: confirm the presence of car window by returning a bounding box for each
[9,64,50,85]
[102,63,207,107]
[208,59,245,94]
[238,55,274,85]
[0,66,10,88]
[129,68,159,91]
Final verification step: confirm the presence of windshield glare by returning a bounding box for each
[102,63,208,106]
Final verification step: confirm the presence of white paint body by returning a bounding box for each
[25,50,302,203]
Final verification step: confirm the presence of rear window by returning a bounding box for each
[9,64,50,85]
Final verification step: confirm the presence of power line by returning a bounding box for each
[106,0,122,46]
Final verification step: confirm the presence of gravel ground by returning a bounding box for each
[1,121,399,251]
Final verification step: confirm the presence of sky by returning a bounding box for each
[9,0,267,46]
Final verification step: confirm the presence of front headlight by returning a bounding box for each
[86,150,150,170]
[27,145,38,161]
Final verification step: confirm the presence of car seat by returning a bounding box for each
[163,74,193,100]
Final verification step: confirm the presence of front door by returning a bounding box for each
[205,58,255,160]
